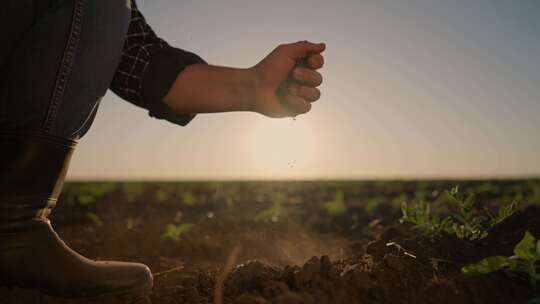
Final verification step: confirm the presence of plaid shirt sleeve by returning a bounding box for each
[110,0,206,126]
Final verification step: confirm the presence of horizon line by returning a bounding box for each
[66,175,540,182]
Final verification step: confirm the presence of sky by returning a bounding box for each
[68,0,540,180]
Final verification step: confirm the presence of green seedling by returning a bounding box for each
[154,188,172,202]
[400,186,518,240]
[63,182,118,206]
[484,200,518,226]
[254,193,285,222]
[86,212,103,227]
[161,223,195,242]
[324,190,346,216]
[462,231,540,288]
[365,197,382,214]
[400,200,454,237]
[181,191,197,206]
[254,203,282,222]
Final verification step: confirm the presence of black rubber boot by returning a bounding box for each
[0,132,153,298]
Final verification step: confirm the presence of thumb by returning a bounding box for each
[281,41,326,60]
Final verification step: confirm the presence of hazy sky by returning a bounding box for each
[68,0,540,180]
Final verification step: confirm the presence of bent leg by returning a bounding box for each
[0,0,154,299]
[0,0,131,139]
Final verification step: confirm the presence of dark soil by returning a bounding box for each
[1,180,539,304]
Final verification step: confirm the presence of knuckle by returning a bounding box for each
[288,83,299,95]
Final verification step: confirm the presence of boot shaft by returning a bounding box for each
[0,132,76,231]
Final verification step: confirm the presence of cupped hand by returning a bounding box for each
[251,41,326,118]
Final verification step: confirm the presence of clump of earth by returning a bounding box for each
[156,207,540,304]
[1,180,538,304]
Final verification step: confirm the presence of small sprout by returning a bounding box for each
[154,188,170,202]
[324,190,346,215]
[86,212,103,227]
[399,200,453,237]
[462,231,540,288]
[254,203,282,222]
[492,201,518,226]
[161,223,195,242]
[78,194,96,206]
[181,191,196,206]
[254,193,285,223]
[400,187,518,240]
[365,197,381,214]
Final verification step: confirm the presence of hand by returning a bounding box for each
[250,41,326,118]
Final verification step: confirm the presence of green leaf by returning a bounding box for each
[507,258,530,273]
[536,240,540,255]
[254,203,282,222]
[86,212,103,226]
[181,191,197,206]
[464,194,475,209]
[324,190,346,215]
[450,186,459,196]
[494,201,518,225]
[78,194,96,206]
[462,256,510,275]
[161,223,194,242]
[514,231,537,261]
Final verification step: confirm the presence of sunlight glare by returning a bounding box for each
[247,118,318,177]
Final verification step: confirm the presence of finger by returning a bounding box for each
[292,67,323,87]
[306,54,324,70]
[280,41,326,60]
[289,84,321,102]
[284,95,311,115]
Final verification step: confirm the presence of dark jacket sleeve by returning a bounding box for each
[109,0,206,126]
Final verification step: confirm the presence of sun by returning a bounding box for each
[246,118,318,177]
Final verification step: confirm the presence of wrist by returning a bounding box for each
[240,67,260,112]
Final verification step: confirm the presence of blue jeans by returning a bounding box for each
[0,0,131,140]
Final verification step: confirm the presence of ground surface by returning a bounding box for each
[2,180,540,303]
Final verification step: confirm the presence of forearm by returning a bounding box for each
[163,64,258,114]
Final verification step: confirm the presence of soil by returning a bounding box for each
[1,180,539,304]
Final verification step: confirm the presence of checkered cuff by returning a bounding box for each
[110,0,205,126]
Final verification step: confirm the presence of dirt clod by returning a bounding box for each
[226,260,279,298]
[365,240,386,261]
[384,254,406,271]
[261,280,289,298]
[5,180,538,304]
